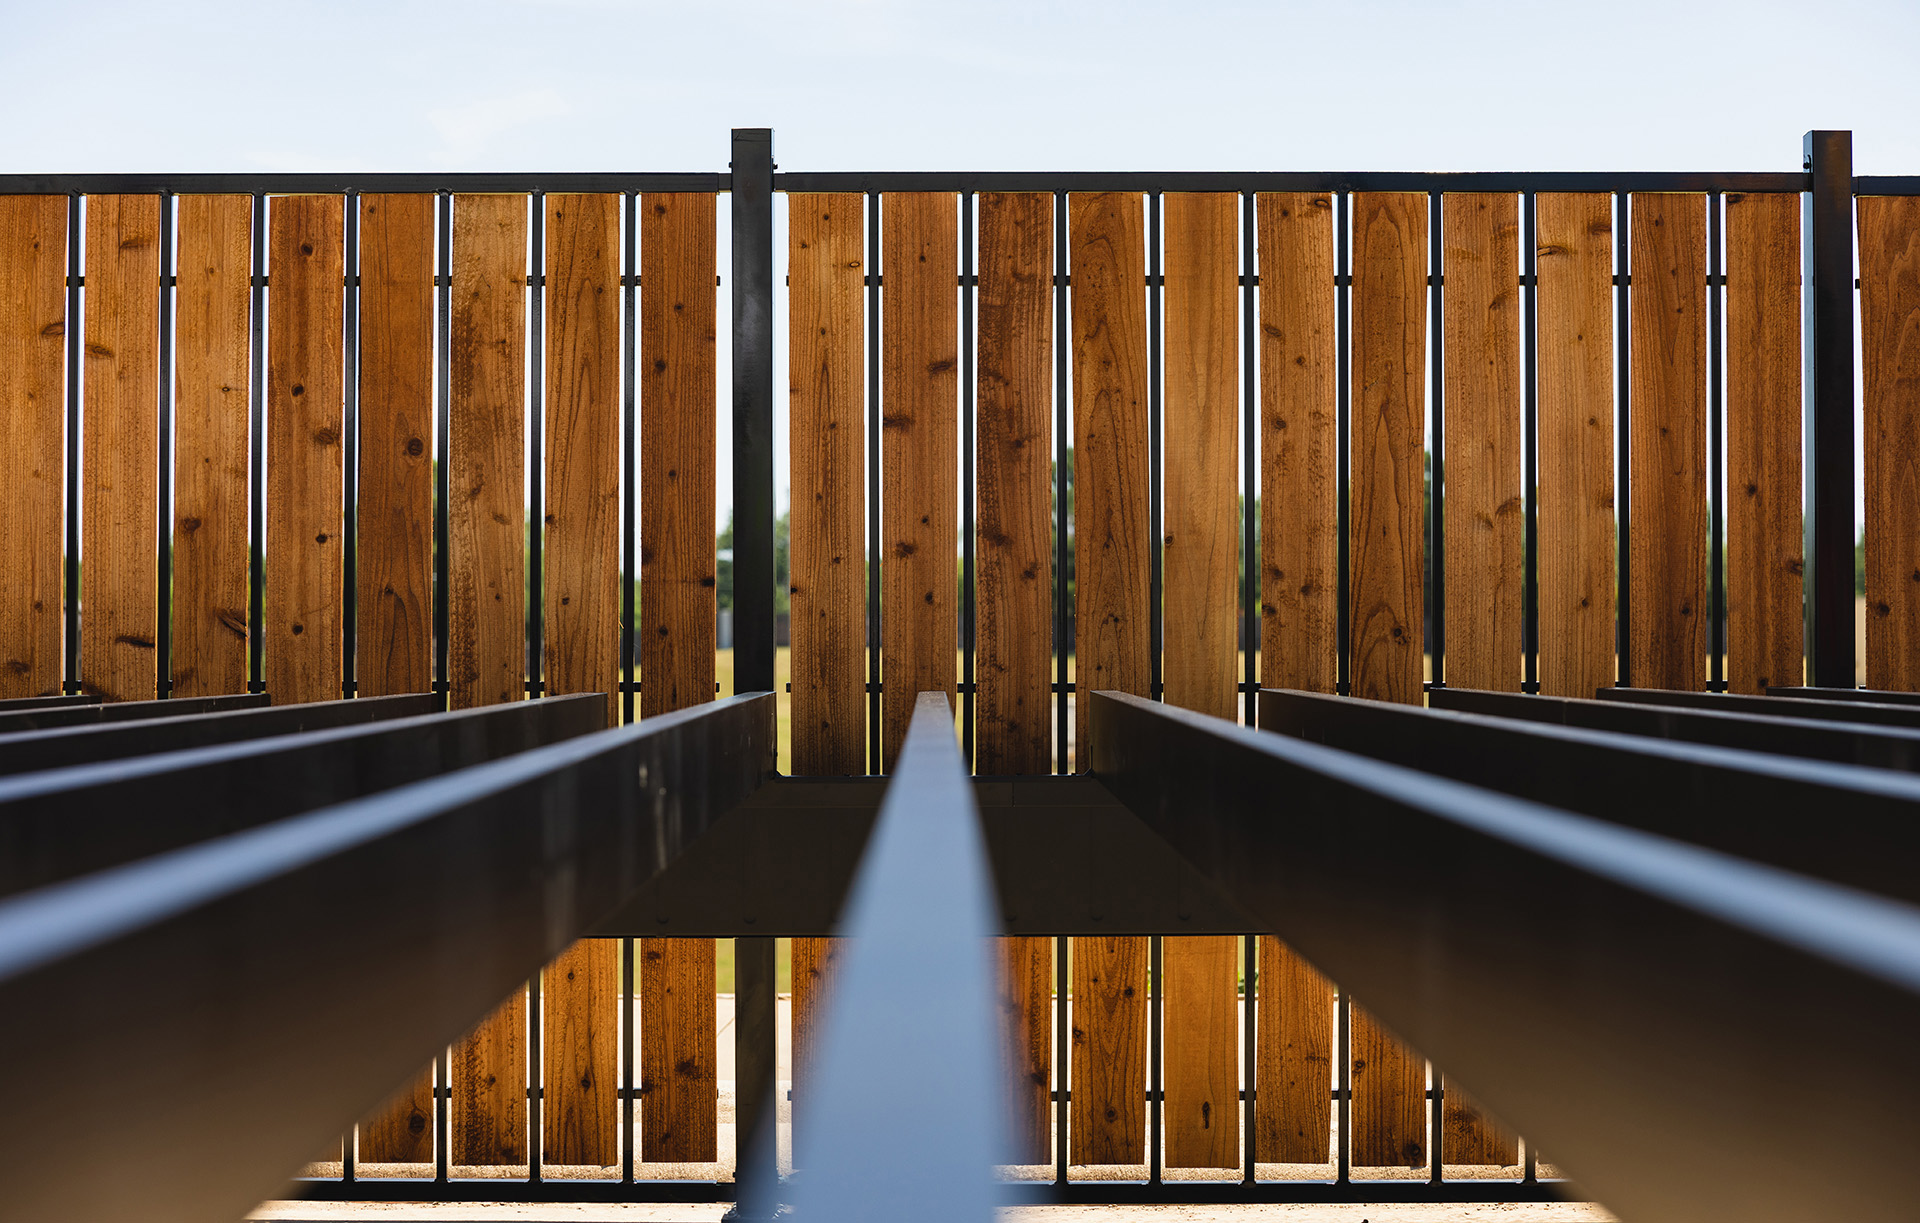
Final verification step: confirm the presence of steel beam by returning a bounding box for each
[0,694,100,714]
[1596,686,1920,728]
[1770,685,1920,706]
[1090,689,1920,1223]
[0,692,773,1223]
[0,692,264,736]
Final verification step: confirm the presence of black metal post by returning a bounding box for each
[63,193,80,696]
[249,192,267,694]
[622,192,637,725]
[1055,933,1070,1181]
[731,129,776,700]
[1148,192,1162,705]
[1804,130,1856,688]
[962,190,977,760]
[1054,192,1071,770]
[734,936,778,1215]
[1335,192,1351,695]
[1242,193,1258,723]
[528,970,542,1183]
[1148,934,1162,1181]
[436,1047,450,1182]
[157,192,174,698]
[1242,933,1256,1184]
[434,193,452,708]
[622,935,635,1181]
[1614,190,1632,688]
[343,191,359,700]
[527,193,545,699]
[867,190,882,773]
[1428,191,1445,688]
[1336,988,1351,1181]
[1522,193,1539,692]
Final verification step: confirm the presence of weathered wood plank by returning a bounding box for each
[540,193,622,1167]
[996,935,1052,1165]
[1443,1078,1517,1166]
[1628,193,1708,692]
[172,195,252,699]
[0,195,67,699]
[359,1068,433,1165]
[1071,934,1146,1165]
[788,193,866,775]
[1536,193,1616,698]
[81,194,160,702]
[1725,193,1803,695]
[1351,1004,1424,1168]
[1349,193,1426,704]
[355,193,435,700]
[545,938,618,1165]
[264,194,345,706]
[1254,937,1333,1164]
[1163,934,1238,1169]
[880,192,958,770]
[790,933,841,1123]
[1257,193,1338,694]
[638,192,718,1164]
[977,191,1053,774]
[447,192,528,1165]
[1441,193,1522,692]
[639,939,717,1162]
[1859,195,1920,690]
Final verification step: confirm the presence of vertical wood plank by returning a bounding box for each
[1628,193,1708,692]
[790,932,842,1123]
[1725,193,1803,695]
[638,191,718,1163]
[359,1070,433,1165]
[356,193,435,700]
[880,192,958,770]
[788,193,866,775]
[1349,193,1427,704]
[977,192,1055,1164]
[977,191,1053,774]
[1159,191,1241,1170]
[1443,1079,1517,1166]
[541,193,622,1166]
[172,195,251,699]
[1070,934,1146,1165]
[1254,936,1333,1163]
[1070,191,1150,752]
[1351,1004,1424,1168]
[1858,195,1920,690]
[447,192,528,1166]
[1536,193,1616,698]
[0,195,67,699]
[81,194,160,701]
[639,939,718,1162]
[1257,193,1338,694]
[1441,193,1523,692]
[264,194,345,705]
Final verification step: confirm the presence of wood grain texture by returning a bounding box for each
[447,193,527,1164]
[1070,192,1151,753]
[264,194,345,705]
[1536,194,1616,698]
[359,1067,433,1164]
[452,992,527,1165]
[639,938,717,1162]
[355,193,435,699]
[1443,1078,1517,1166]
[1351,1004,1424,1168]
[1254,937,1333,1164]
[976,192,1053,774]
[997,935,1052,1164]
[1071,935,1146,1165]
[1257,194,1338,694]
[172,195,252,699]
[0,195,67,699]
[541,192,623,1167]
[1859,195,1920,690]
[1163,192,1238,719]
[788,193,866,776]
[880,192,958,770]
[1628,193,1708,692]
[447,193,525,712]
[1349,194,1427,704]
[790,934,842,1120]
[1441,193,1522,692]
[1163,934,1238,1168]
[637,193,718,1165]
[1725,193,1803,695]
[638,193,716,718]
[545,937,618,1165]
[81,195,160,701]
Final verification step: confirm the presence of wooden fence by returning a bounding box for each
[2,128,1917,1182]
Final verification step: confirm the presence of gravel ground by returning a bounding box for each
[251,1205,1615,1223]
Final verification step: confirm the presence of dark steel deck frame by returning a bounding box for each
[0,694,605,897]
[1431,686,1920,772]
[0,692,264,735]
[0,694,101,714]
[1089,690,1920,1223]
[0,692,773,1223]
[1597,685,1920,728]
[1770,685,1920,706]
[1259,687,1920,903]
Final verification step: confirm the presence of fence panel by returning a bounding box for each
[81,194,160,702]
[1627,193,1708,692]
[1071,934,1147,1165]
[447,191,529,1166]
[1254,936,1333,1163]
[1860,194,1920,691]
[638,190,719,1164]
[1536,193,1616,699]
[0,195,66,700]
[1725,192,1803,694]
[1440,192,1522,693]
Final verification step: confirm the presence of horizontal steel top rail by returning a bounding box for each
[1598,686,1920,728]
[0,692,263,735]
[0,694,100,714]
[0,691,773,1223]
[0,172,732,194]
[1090,690,1920,1223]
[1260,687,1920,904]
[784,691,1002,1223]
